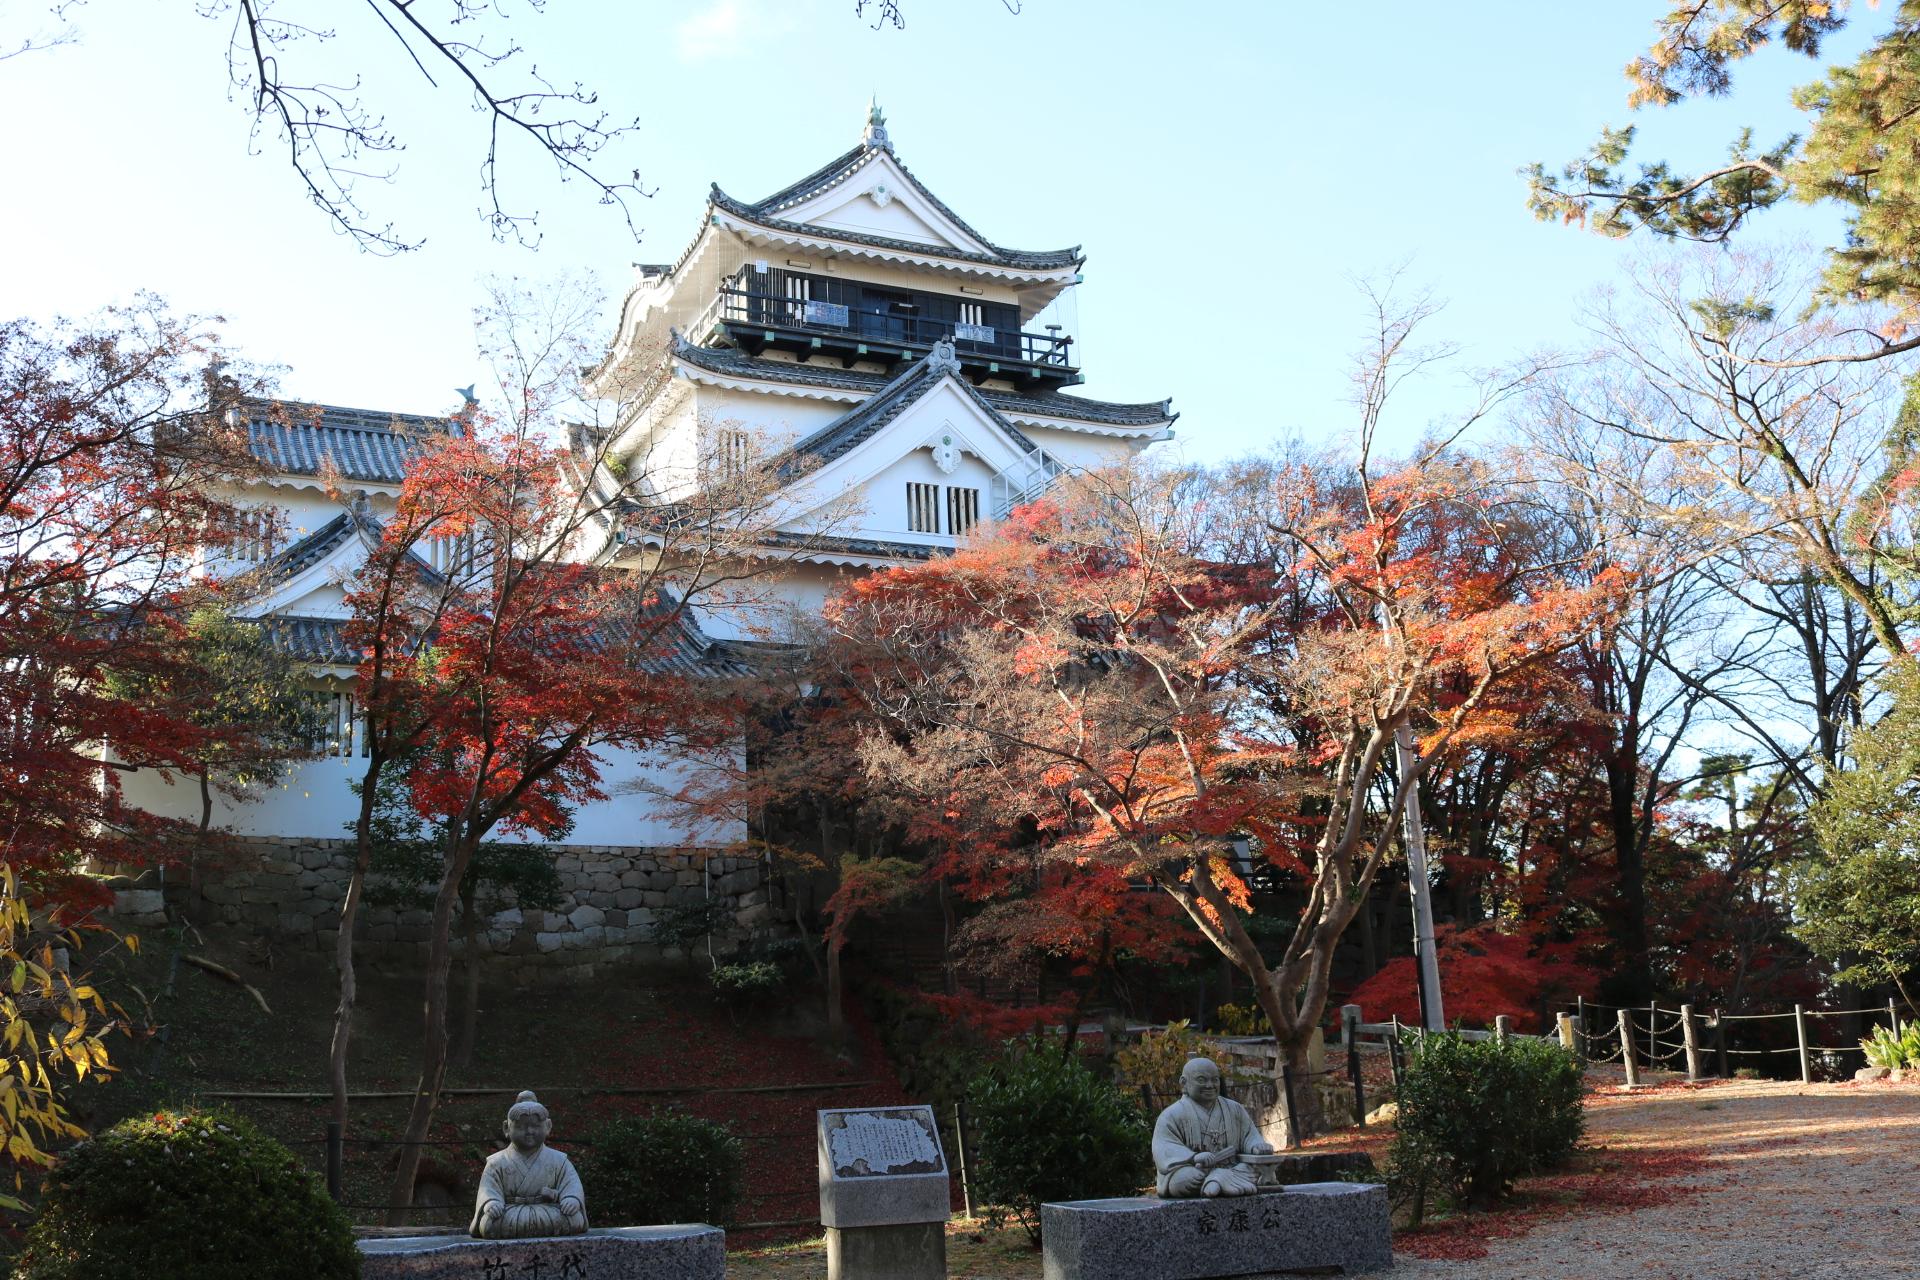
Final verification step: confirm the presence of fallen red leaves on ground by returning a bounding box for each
[1396,1146,1711,1260]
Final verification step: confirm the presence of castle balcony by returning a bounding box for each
[689,268,1080,392]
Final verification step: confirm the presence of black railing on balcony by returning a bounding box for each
[710,286,1075,370]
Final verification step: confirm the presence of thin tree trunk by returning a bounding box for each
[192,766,213,907]
[384,831,475,1223]
[826,940,846,1044]
[453,879,481,1072]
[1603,746,1653,1002]
[329,759,384,1133]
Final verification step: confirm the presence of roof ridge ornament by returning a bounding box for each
[863,96,892,152]
[925,337,960,376]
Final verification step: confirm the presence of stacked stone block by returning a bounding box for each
[144,838,772,982]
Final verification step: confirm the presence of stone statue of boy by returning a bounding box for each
[1151,1057,1274,1197]
[470,1090,588,1238]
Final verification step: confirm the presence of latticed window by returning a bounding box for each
[212,508,272,562]
[428,530,482,578]
[308,691,368,759]
[947,486,980,536]
[907,482,940,533]
[720,429,752,479]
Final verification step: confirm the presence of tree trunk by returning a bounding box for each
[192,766,214,908]
[329,760,384,1133]
[453,879,481,1072]
[826,940,846,1046]
[384,832,476,1224]
[1603,746,1653,1002]
[1254,980,1325,1147]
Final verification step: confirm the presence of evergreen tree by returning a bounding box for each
[1528,2,1920,361]
[1801,664,1920,1014]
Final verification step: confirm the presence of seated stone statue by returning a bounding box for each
[1152,1057,1274,1198]
[470,1090,588,1239]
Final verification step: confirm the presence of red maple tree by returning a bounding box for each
[822,455,1628,1127]
[0,302,271,895]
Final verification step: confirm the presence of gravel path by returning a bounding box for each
[726,1077,1920,1278]
[1395,1077,1920,1280]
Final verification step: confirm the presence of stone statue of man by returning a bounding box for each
[470,1090,588,1238]
[1152,1057,1274,1197]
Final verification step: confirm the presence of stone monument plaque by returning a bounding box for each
[824,1108,946,1178]
[817,1106,949,1280]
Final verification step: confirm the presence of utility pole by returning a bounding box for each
[1395,720,1445,1031]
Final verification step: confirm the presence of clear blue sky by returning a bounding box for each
[0,2,1877,463]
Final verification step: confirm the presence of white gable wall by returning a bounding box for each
[808,193,951,246]
[863,447,997,542]
[118,742,739,848]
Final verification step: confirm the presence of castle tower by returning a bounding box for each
[585,107,1177,639]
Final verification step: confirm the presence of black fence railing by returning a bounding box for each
[713,287,1076,368]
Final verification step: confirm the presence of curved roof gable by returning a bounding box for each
[669,336,1174,434]
[710,126,1082,272]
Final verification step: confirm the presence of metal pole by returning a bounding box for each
[1343,1005,1366,1126]
[1715,1009,1729,1079]
[1649,1002,1660,1071]
[1795,1004,1812,1085]
[1394,721,1445,1031]
[1893,998,1903,1036]
[952,1102,974,1220]
[1681,1004,1701,1083]
[325,1121,343,1203]
[1618,1009,1640,1088]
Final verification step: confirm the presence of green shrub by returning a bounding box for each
[1111,1019,1259,1104]
[1387,1032,1585,1214]
[15,1109,358,1280]
[967,1048,1149,1243]
[650,899,733,958]
[1211,1001,1273,1037]
[1861,1021,1920,1069]
[709,960,785,1010]
[582,1110,743,1227]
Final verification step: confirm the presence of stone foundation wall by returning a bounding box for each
[115,838,775,982]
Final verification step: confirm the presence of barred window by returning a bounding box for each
[907,482,941,534]
[308,691,368,759]
[721,429,752,479]
[428,530,482,579]
[947,486,981,536]
[213,508,271,562]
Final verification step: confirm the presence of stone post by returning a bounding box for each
[1681,1004,1701,1083]
[1494,1015,1512,1043]
[1795,1004,1812,1085]
[1618,1008,1640,1087]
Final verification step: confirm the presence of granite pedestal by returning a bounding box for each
[357,1224,725,1279]
[1040,1183,1391,1280]
[818,1105,949,1280]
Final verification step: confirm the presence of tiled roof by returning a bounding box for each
[254,609,749,678]
[266,512,355,582]
[254,503,444,590]
[260,614,361,666]
[241,399,450,485]
[757,531,940,562]
[773,347,1037,479]
[710,187,1082,272]
[728,141,1083,272]
[670,338,1174,430]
